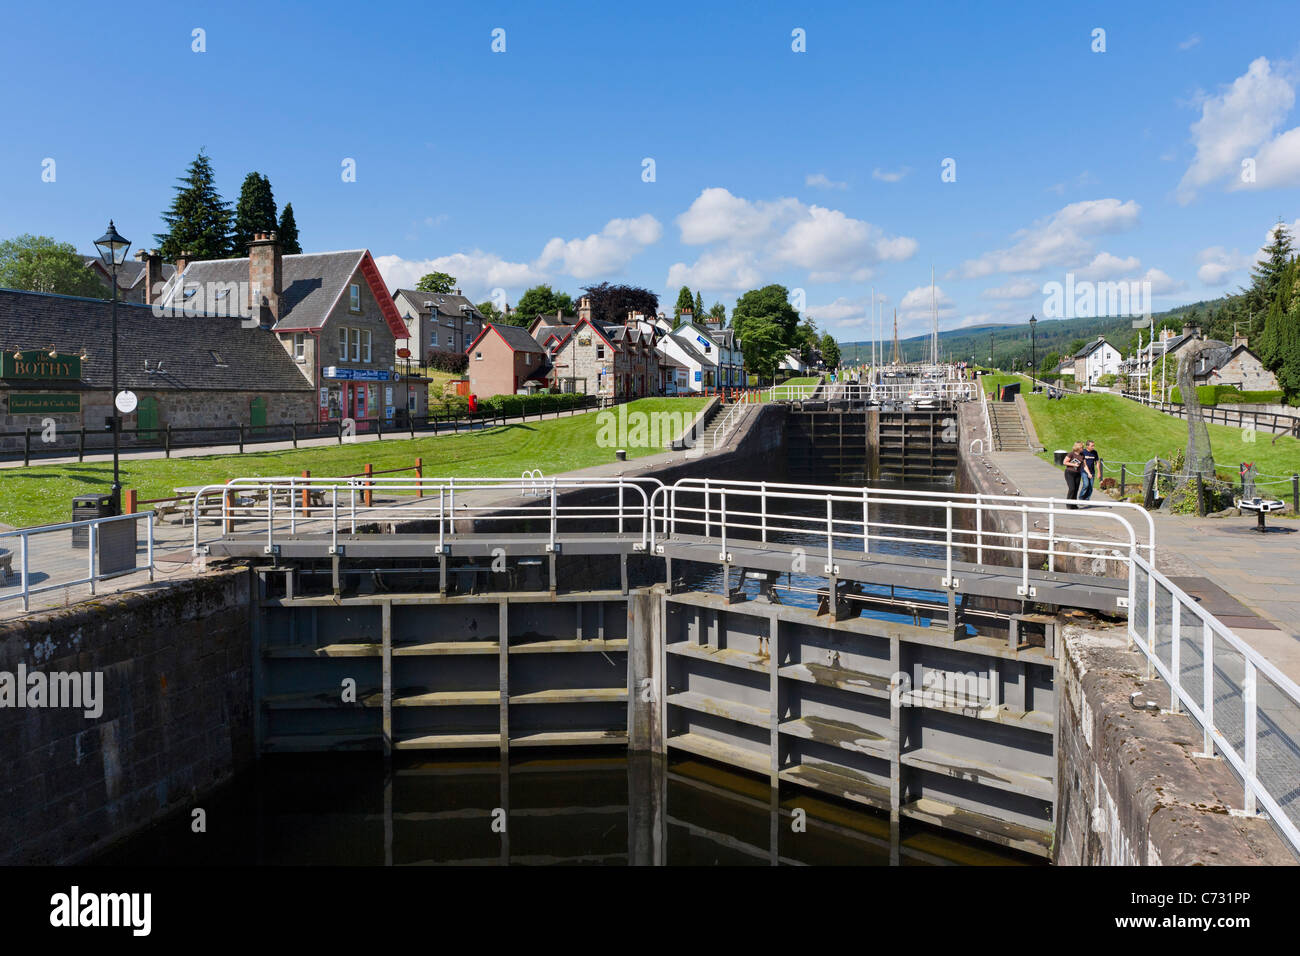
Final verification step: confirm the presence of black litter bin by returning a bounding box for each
[1053,449,1068,467]
[71,494,114,549]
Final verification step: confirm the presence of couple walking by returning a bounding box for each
[1063,440,1102,509]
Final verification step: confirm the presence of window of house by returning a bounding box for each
[362,330,372,363]
[475,351,483,361]
[293,333,306,362]
[349,284,361,311]
[350,328,361,362]
[430,329,438,347]
[338,327,349,359]
[597,344,605,359]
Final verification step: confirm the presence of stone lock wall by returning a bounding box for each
[0,567,255,864]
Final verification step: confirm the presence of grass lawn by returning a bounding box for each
[978,372,1026,395]
[0,397,706,529]
[1023,391,1300,479]
[764,375,820,401]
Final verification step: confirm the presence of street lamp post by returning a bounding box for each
[1028,314,1037,390]
[94,221,131,515]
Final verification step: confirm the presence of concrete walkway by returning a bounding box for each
[990,449,1300,684]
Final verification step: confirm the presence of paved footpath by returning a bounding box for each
[991,449,1300,685]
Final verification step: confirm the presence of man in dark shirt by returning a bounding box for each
[1079,440,1102,500]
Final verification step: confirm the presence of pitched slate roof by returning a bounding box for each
[393,289,484,321]
[481,323,546,354]
[1074,337,1114,359]
[83,257,177,293]
[156,250,369,332]
[0,287,311,391]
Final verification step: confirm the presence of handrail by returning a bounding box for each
[648,479,1139,598]
[0,511,154,612]
[661,476,1155,564]
[190,476,666,555]
[1128,553,1300,855]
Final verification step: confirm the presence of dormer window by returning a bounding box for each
[210,350,226,367]
[349,284,361,311]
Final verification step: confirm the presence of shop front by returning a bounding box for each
[319,367,394,431]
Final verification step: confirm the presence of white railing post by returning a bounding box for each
[618,476,625,535]
[704,479,711,539]
[1169,592,1181,714]
[1047,504,1056,573]
[267,490,275,553]
[549,478,558,551]
[975,494,983,565]
[88,520,97,595]
[350,483,357,533]
[146,513,155,581]
[1244,659,1258,816]
[862,487,869,555]
[289,477,297,535]
[825,496,834,572]
[438,488,445,552]
[331,488,339,554]
[719,490,728,561]
[944,506,954,586]
[20,532,30,611]
[1202,622,1214,756]
[1020,506,1030,596]
[760,481,767,543]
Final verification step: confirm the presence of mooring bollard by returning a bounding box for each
[364,463,373,507]
[1293,473,1299,513]
[301,469,311,516]
[415,457,423,497]
[125,489,137,514]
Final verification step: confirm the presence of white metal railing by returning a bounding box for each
[650,478,1147,599]
[189,476,665,556]
[768,381,978,403]
[1129,554,1300,855]
[0,512,155,611]
[980,387,994,450]
[710,400,750,450]
[521,469,545,496]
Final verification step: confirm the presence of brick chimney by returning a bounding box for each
[578,296,592,323]
[1234,331,1249,349]
[137,249,164,305]
[174,250,195,275]
[248,231,282,325]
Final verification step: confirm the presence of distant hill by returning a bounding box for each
[839,300,1220,368]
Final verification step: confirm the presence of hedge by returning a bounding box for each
[1170,385,1284,406]
[479,392,592,417]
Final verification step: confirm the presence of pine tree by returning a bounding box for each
[694,290,704,318]
[674,286,694,321]
[277,204,302,254]
[229,173,278,257]
[1245,221,1294,312]
[155,149,232,261]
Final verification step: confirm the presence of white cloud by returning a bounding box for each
[1076,252,1142,280]
[1177,57,1297,203]
[666,249,765,292]
[805,172,847,190]
[1140,268,1185,295]
[1196,219,1300,285]
[871,167,910,183]
[668,187,917,290]
[535,214,661,279]
[375,251,545,300]
[1179,35,1201,51]
[899,283,956,320]
[956,198,1141,279]
[981,277,1040,300]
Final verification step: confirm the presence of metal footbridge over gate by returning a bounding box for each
[188,475,1300,859]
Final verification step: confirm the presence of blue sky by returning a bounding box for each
[3,0,1299,341]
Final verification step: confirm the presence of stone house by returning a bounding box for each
[0,287,313,452]
[1072,335,1122,386]
[541,317,659,398]
[391,288,485,361]
[466,323,550,396]
[1191,336,1278,391]
[82,251,175,305]
[152,234,411,427]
